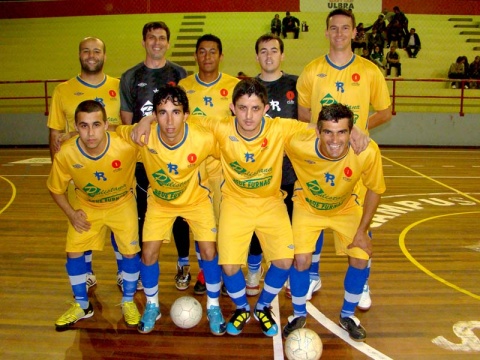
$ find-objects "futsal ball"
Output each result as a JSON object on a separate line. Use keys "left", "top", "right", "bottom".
{"left": 285, "top": 328, "right": 323, "bottom": 360}
{"left": 170, "top": 296, "right": 203, "bottom": 329}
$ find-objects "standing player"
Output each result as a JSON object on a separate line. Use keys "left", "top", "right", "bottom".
{"left": 120, "top": 22, "right": 188, "bottom": 288}
{"left": 243, "top": 34, "right": 302, "bottom": 297}
{"left": 47, "top": 37, "right": 123, "bottom": 289}
{"left": 48, "top": 100, "right": 141, "bottom": 330}
{"left": 296, "top": 8, "right": 392, "bottom": 309}
{"left": 282, "top": 103, "right": 385, "bottom": 341}
{"left": 117, "top": 85, "right": 226, "bottom": 336}
{"left": 177, "top": 34, "right": 239, "bottom": 294}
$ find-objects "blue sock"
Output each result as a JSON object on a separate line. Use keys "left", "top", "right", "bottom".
{"left": 256, "top": 263, "right": 289, "bottom": 310}
{"left": 140, "top": 261, "right": 159, "bottom": 304}
{"left": 340, "top": 265, "right": 368, "bottom": 318}
{"left": 178, "top": 256, "right": 190, "bottom": 268}
{"left": 84, "top": 250, "right": 93, "bottom": 274}
{"left": 195, "top": 242, "right": 203, "bottom": 270}
{"left": 247, "top": 253, "right": 262, "bottom": 273}
{"left": 290, "top": 266, "right": 309, "bottom": 317}
{"left": 222, "top": 269, "right": 249, "bottom": 310}
{"left": 365, "top": 231, "right": 373, "bottom": 283}
{"left": 111, "top": 233, "right": 123, "bottom": 274}
{"left": 309, "top": 231, "right": 324, "bottom": 281}
{"left": 121, "top": 254, "right": 140, "bottom": 302}
{"left": 66, "top": 255, "right": 88, "bottom": 309}
{"left": 201, "top": 254, "right": 221, "bottom": 306}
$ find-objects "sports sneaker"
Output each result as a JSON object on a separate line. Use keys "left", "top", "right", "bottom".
{"left": 306, "top": 278, "right": 322, "bottom": 301}
{"left": 86, "top": 273, "right": 97, "bottom": 289}
{"left": 282, "top": 315, "right": 306, "bottom": 338}
{"left": 339, "top": 315, "right": 366, "bottom": 341}
{"left": 207, "top": 305, "right": 227, "bottom": 336}
{"left": 116, "top": 272, "right": 123, "bottom": 290}
{"left": 55, "top": 302, "right": 94, "bottom": 330}
{"left": 137, "top": 275, "right": 144, "bottom": 291}
{"left": 226, "top": 308, "right": 250, "bottom": 335}
{"left": 122, "top": 301, "right": 141, "bottom": 327}
{"left": 138, "top": 302, "right": 161, "bottom": 334}
{"left": 174, "top": 264, "right": 191, "bottom": 291}
{"left": 254, "top": 306, "right": 278, "bottom": 337}
{"left": 194, "top": 270, "right": 206, "bottom": 295}
{"left": 284, "top": 278, "right": 291, "bottom": 299}
{"left": 246, "top": 266, "right": 264, "bottom": 296}
{"left": 357, "top": 284, "right": 372, "bottom": 311}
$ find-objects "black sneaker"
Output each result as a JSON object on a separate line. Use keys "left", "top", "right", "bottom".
{"left": 193, "top": 270, "right": 206, "bottom": 294}
{"left": 254, "top": 305, "right": 278, "bottom": 337}
{"left": 339, "top": 315, "right": 366, "bottom": 341}
{"left": 226, "top": 308, "right": 251, "bottom": 335}
{"left": 282, "top": 315, "right": 306, "bottom": 338}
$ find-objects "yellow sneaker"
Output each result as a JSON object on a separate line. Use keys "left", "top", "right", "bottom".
{"left": 55, "top": 302, "right": 94, "bottom": 331}
{"left": 122, "top": 301, "right": 141, "bottom": 327}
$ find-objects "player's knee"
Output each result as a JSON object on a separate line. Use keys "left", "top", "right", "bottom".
{"left": 198, "top": 242, "right": 216, "bottom": 261}
{"left": 293, "top": 253, "right": 312, "bottom": 271}
{"left": 348, "top": 256, "right": 369, "bottom": 270}
{"left": 272, "top": 258, "right": 293, "bottom": 270}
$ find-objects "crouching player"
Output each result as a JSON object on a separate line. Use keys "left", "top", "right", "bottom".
{"left": 48, "top": 100, "right": 141, "bottom": 330}
{"left": 283, "top": 103, "right": 385, "bottom": 341}
{"left": 116, "top": 85, "right": 226, "bottom": 336}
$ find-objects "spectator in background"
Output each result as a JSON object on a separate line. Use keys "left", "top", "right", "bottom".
{"left": 386, "top": 19, "right": 404, "bottom": 48}
{"left": 392, "top": 6, "right": 409, "bottom": 37}
{"left": 367, "top": 27, "right": 384, "bottom": 52}
{"left": 461, "top": 56, "right": 470, "bottom": 79}
{"left": 271, "top": 14, "right": 281, "bottom": 36}
{"left": 360, "top": 48, "right": 371, "bottom": 60}
{"left": 468, "top": 55, "right": 480, "bottom": 89}
{"left": 370, "top": 45, "right": 385, "bottom": 70}
{"left": 373, "top": 14, "right": 388, "bottom": 43}
{"left": 282, "top": 11, "right": 300, "bottom": 39}
{"left": 448, "top": 56, "right": 468, "bottom": 89}
{"left": 386, "top": 45, "right": 401, "bottom": 77}
{"left": 382, "top": 8, "right": 395, "bottom": 24}
{"left": 403, "top": 28, "right": 421, "bottom": 58}
{"left": 351, "top": 23, "right": 371, "bottom": 53}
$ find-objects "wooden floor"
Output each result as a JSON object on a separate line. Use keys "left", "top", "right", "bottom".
{"left": 0, "top": 147, "right": 479, "bottom": 360}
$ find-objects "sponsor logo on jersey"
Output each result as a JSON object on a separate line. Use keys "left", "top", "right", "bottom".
{"left": 73, "top": 164, "right": 83, "bottom": 169}
{"left": 137, "top": 82, "right": 147, "bottom": 87}
{"left": 228, "top": 136, "right": 239, "bottom": 142}
{"left": 316, "top": 73, "right": 327, "bottom": 78}
{"left": 192, "top": 107, "right": 207, "bottom": 116}
{"left": 83, "top": 183, "right": 101, "bottom": 197}
{"left": 141, "top": 101, "right": 153, "bottom": 117}
{"left": 186, "top": 89, "right": 195, "bottom": 94}
{"left": 74, "top": 92, "right": 84, "bottom": 96}
{"left": 320, "top": 94, "right": 337, "bottom": 106}
{"left": 94, "top": 97, "right": 106, "bottom": 107}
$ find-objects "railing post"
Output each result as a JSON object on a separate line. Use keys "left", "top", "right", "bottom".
{"left": 44, "top": 80, "right": 49, "bottom": 116}
{"left": 391, "top": 79, "right": 396, "bottom": 115}
{"left": 459, "top": 80, "right": 465, "bottom": 117}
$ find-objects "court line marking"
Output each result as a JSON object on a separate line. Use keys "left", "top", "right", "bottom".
{"left": 0, "top": 176, "right": 16, "bottom": 215}
{"left": 306, "top": 302, "right": 393, "bottom": 360}
{"left": 382, "top": 156, "right": 480, "bottom": 300}
{"left": 399, "top": 211, "right": 480, "bottom": 301}
{"left": 382, "top": 156, "right": 480, "bottom": 205}
{"left": 272, "top": 296, "right": 285, "bottom": 360}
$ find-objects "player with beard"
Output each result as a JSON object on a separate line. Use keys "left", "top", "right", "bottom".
{"left": 47, "top": 37, "right": 123, "bottom": 289}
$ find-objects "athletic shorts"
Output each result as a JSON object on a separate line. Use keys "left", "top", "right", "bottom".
{"left": 143, "top": 196, "right": 216, "bottom": 243}
{"left": 218, "top": 195, "right": 294, "bottom": 265}
{"left": 209, "top": 176, "right": 222, "bottom": 225}
{"left": 292, "top": 201, "right": 370, "bottom": 260}
{"left": 66, "top": 194, "right": 140, "bottom": 255}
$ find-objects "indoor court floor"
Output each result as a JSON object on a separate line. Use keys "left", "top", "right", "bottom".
{"left": 0, "top": 146, "right": 479, "bottom": 359}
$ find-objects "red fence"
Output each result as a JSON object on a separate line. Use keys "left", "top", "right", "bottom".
{"left": 0, "top": 78, "right": 479, "bottom": 117}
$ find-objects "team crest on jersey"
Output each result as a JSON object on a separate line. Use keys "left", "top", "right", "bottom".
{"left": 83, "top": 183, "right": 101, "bottom": 197}
{"left": 343, "top": 166, "right": 353, "bottom": 182}
{"left": 320, "top": 94, "right": 337, "bottom": 106}
{"left": 72, "top": 163, "right": 83, "bottom": 169}
{"left": 220, "top": 88, "right": 229, "bottom": 97}
{"left": 286, "top": 90, "right": 296, "bottom": 105}
{"left": 187, "top": 153, "right": 197, "bottom": 164}
{"left": 192, "top": 107, "right": 207, "bottom": 116}
{"left": 109, "top": 90, "right": 117, "bottom": 98}
{"left": 261, "top": 138, "right": 268, "bottom": 148}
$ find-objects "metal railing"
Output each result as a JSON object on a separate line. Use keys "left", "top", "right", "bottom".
{"left": 0, "top": 78, "right": 479, "bottom": 116}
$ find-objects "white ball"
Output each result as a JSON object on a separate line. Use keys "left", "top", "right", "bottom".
{"left": 170, "top": 296, "right": 203, "bottom": 329}
{"left": 285, "top": 328, "right": 323, "bottom": 360}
